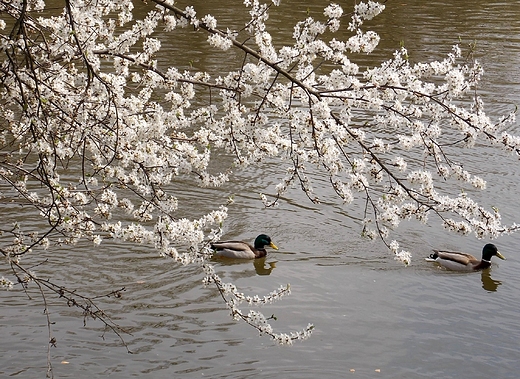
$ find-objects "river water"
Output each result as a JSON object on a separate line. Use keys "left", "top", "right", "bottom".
{"left": 1, "top": 1, "right": 520, "bottom": 378}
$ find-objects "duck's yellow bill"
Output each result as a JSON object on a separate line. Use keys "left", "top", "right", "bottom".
{"left": 270, "top": 242, "right": 279, "bottom": 250}
{"left": 496, "top": 251, "right": 506, "bottom": 260}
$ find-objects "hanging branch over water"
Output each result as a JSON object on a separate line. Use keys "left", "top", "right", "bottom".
{"left": 0, "top": 0, "right": 519, "bottom": 375}
{"left": 147, "top": 0, "right": 519, "bottom": 248}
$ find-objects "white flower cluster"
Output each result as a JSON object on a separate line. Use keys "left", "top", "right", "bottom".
{"left": 0, "top": 276, "right": 14, "bottom": 289}
{"left": 204, "top": 269, "right": 313, "bottom": 344}
{"left": 207, "top": 33, "right": 233, "bottom": 51}
{"left": 389, "top": 240, "right": 412, "bottom": 265}
{"left": 349, "top": 1, "right": 385, "bottom": 31}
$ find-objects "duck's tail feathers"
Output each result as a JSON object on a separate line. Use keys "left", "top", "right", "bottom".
{"left": 425, "top": 253, "right": 438, "bottom": 262}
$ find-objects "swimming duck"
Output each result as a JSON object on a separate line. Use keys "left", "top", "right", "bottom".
{"left": 426, "top": 243, "right": 505, "bottom": 271}
{"left": 211, "top": 234, "right": 278, "bottom": 259}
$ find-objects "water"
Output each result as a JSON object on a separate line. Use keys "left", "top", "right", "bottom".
{"left": 1, "top": 0, "right": 520, "bottom": 378}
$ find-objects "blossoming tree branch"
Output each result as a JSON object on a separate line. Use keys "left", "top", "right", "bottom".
{"left": 1, "top": 0, "right": 518, "bottom": 363}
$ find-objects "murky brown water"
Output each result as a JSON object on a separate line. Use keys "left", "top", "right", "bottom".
{"left": 1, "top": 1, "right": 520, "bottom": 378}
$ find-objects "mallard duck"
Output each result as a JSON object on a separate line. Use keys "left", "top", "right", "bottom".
{"left": 425, "top": 243, "right": 505, "bottom": 271}
{"left": 211, "top": 234, "right": 278, "bottom": 259}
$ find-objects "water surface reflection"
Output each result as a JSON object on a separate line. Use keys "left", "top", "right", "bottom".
{"left": 212, "top": 256, "right": 278, "bottom": 276}
{"left": 481, "top": 270, "right": 502, "bottom": 292}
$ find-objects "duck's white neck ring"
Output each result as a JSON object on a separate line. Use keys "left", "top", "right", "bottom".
{"left": 482, "top": 259, "right": 491, "bottom": 263}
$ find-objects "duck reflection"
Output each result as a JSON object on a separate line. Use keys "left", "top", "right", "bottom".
{"left": 254, "top": 257, "right": 277, "bottom": 276}
{"left": 212, "top": 256, "right": 277, "bottom": 276}
{"left": 481, "top": 270, "right": 502, "bottom": 292}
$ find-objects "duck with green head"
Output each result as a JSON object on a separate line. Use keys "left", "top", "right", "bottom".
{"left": 426, "top": 243, "right": 505, "bottom": 271}
{"left": 211, "top": 234, "right": 278, "bottom": 259}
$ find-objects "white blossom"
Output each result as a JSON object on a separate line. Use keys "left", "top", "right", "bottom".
{"left": 207, "top": 33, "right": 233, "bottom": 50}
{"left": 201, "top": 14, "right": 217, "bottom": 29}
{"left": 0, "top": 276, "right": 13, "bottom": 289}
